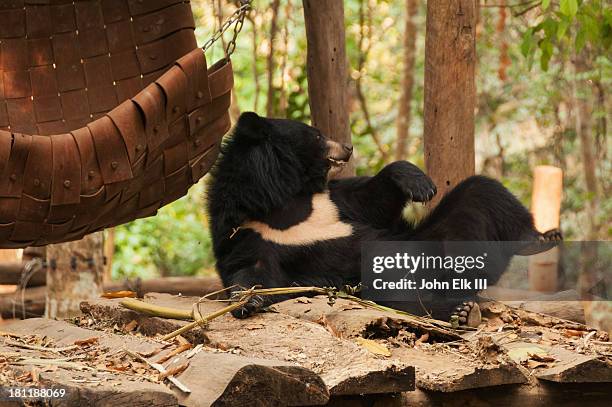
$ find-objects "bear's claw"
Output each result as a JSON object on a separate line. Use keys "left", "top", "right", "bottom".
{"left": 230, "top": 295, "right": 266, "bottom": 319}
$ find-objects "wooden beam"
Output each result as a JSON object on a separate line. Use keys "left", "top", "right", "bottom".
{"left": 80, "top": 293, "right": 416, "bottom": 396}
{"left": 0, "top": 262, "right": 46, "bottom": 286}
{"left": 274, "top": 296, "right": 527, "bottom": 392}
{"left": 2, "top": 318, "right": 330, "bottom": 406}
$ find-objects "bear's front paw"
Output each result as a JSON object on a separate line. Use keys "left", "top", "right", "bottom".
{"left": 230, "top": 295, "right": 266, "bottom": 319}
{"left": 383, "top": 161, "right": 437, "bottom": 203}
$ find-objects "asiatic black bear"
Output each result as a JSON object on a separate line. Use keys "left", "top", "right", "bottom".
{"left": 207, "top": 112, "right": 561, "bottom": 322}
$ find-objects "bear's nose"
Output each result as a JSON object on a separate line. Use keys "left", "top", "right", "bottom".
{"left": 343, "top": 144, "right": 353, "bottom": 153}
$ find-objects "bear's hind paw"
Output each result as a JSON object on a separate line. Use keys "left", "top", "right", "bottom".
{"left": 515, "top": 228, "right": 563, "bottom": 256}
{"left": 450, "top": 301, "right": 481, "bottom": 328}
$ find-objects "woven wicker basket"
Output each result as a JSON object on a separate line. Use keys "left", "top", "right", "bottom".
{"left": 0, "top": 0, "right": 233, "bottom": 247}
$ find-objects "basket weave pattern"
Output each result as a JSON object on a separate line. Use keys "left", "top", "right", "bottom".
{"left": 0, "top": 0, "right": 232, "bottom": 247}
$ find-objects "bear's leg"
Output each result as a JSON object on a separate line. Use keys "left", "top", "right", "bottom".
{"left": 413, "top": 175, "right": 560, "bottom": 244}
{"left": 330, "top": 160, "right": 436, "bottom": 228}
{"left": 398, "top": 175, "right": 562, "bottom": 323}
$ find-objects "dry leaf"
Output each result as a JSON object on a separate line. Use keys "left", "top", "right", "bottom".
{"left": 525, "top": 359, "right": 550, "bottom": 369}
{"left": 123, "top": 320, "right": 138, "bottom": 332}
{"left": 507, "top": 345, "right": 548, "bottom": 363}
{"left": 528, "top": 353, "right": 556, "bottom": 362}
{"left": 159, "top": 362, "right": 189, "bottom": 380}
{"left": 74, "top": 337, "right": 99, "bottom": 346}
{"left": 101, "top": 291, "right": 136, "bottom": 299}
{"left": 295, "top": 297, "right": 312, "bottom": 304}
{"left": 415, "top": 333, "right": 430, "bottom": 344}
{"left": 564, "top": 329, "right": 585, "bottom": 338}
{"left": 337, "top": 304, "right": 364, "bottom": 311}
{"left": 137, "top": 348, "right": 163, "bottom": 358}
{"left": 355, "top": 338, "right": 391, "bottom": 357}
{"left": 314, "top": 315, "right": 342, "bottom": 338}
{"left": 244, "top": 323, "right": 265, "bottom": 330}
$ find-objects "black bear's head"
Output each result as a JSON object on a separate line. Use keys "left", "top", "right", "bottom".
{"left": 234, "top": 112, "right": 352, "bottom": 181}
{"left": 209, "top": 112, "right": 352, "bottom": 220}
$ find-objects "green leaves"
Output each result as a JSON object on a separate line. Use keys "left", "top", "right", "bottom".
{"left": 539, "top": 39, "right": 554, "bottom": 70}
{"left": 575, "top": 27, "right": 587, "bottom": 52}
{"left": 520, "top": 0, "right": 611, "bottom": 71}
{"left": 559, "top": 0, "right": 578, "bottom": 17}
{"left": 557, "top": 19, "right": 570, "bottom": 40}
{"left": 521, "top": 28, "right": 535, "bottom": 57}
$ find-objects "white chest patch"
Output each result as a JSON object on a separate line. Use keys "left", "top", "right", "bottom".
{"left": 242, "top": 193, "right": 353, "bottom": 246}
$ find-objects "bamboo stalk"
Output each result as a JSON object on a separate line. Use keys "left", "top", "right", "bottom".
{"left": 120, "top": 298, "right": 193, "bottom": 320}
{"left": 161, "top": 301, "right": 248, "bottom": 342}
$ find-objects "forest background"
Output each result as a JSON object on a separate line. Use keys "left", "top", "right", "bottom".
{"left": 111, "top": 0, "right": 611, "bottom": 280}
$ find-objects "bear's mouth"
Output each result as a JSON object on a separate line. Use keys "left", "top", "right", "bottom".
{"left": 325, "top": 140, "right": 352, "bottom": 168}
{"left": 327, "top": 157, "right": 349, "bottom": 167}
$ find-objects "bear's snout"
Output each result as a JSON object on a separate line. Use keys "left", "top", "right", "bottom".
{"left": 326, "top": 140, "right": 352, "bottom": 164}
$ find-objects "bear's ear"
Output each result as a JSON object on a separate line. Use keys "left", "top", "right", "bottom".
{"left": 235, "top": 112, "right": 273, "bottom": 141}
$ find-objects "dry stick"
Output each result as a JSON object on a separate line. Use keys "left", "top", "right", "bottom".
{"left": 11, "top": 358, "right": 94, "bottom": 371}
{"left": 125, "top": 350, "right": 191, "bottom": 393}
{"left": 5, "top": 339, "right": 79, "bottom": 354}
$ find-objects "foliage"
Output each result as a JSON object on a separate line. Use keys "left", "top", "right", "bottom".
{"left": 111, "top": 182, "right": 214, "bottom": 279}
{"left": 520, "top": 0, "right": 611, "bottom": 70}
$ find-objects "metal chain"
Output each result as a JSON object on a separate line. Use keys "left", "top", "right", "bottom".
{"left": 202, "top": 0, "right": 252, "bottom": 58}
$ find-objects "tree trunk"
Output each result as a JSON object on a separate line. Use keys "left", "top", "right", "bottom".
{"left": 423, "top": 0, "right": 476, "bottom": 205}
{"left": 574, "top": 58, "right": 598, "bottom": 239}
{"left": 45, "top": 232, "right": 104, "bottom": 319}
{"left": 266, "top": 0, "right": 281, "bottom": 117}
{"left": 303, "top": 0, "right": 353, "bottom": 177}
{"left": 395, "top": 0, "right": 419, "bottom": 161}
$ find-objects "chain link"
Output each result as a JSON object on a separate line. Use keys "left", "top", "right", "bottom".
{"left": 202, "top": 0, "right": 252, "bottom": 59}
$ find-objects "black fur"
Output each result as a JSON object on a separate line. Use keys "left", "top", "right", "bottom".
{"left": 207, "top": 113, "right": 558, "bottom": 320}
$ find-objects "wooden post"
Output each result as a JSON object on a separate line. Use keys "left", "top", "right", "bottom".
{"left": 423, "top": 0, "right": 476, "bottom": 205}
{"left": 103, "top": 228, "right": 115, "bottom": 283}
{"left": 302, "top": 0, "right": 353, "bottom": 177}
{"left": 528, "top": 165, "right": 562, "bottom": 292}
{"left": 45, "top": 232, "right": 104, "bottom": 318}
